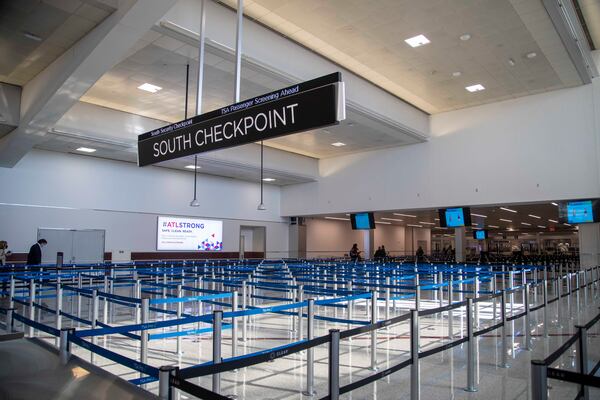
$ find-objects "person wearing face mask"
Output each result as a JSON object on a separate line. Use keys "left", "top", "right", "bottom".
{"left": 27, "top": 239, "right": 47, "bottom": 266}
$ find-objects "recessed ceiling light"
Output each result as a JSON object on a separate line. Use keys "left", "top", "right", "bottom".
{"left": 185, "top": 165, "right": 201, "bottom": 169}
{"left": 548, "top": 219, "right": 558, "bottom": 223}
{"left": 404, "top": 34, "right": 430, "bottom": 47}
{"left": 262, "top": 178, "right": 276, "bottom": 182}
{"left": 471, "top": 213, "right": 487, "bottom": 218}
{"left": 488, "top": 225, "right": 499, "bottom": 228}
{"left": 537, "top": 225, "right": 546, "bottom": 228}
{"left": 394, "top": 213, "right": 417, "bottom": 218}
{"left": 526, "top": 52, "right": 537, "bottom": 59}
{"left": 76, "top": 147, "right": 96, "bottom": 153}
{"left": 419, "top": 221, "right": 435, "bottom": 225}
{"left": 451, "top": 71, "right": 462, "bottom": 77}
{"left": 375, "top": 221, "right": 391, "bottom": 225}
{"left": 528, "top": 214, "right": 541, "bottom": 219}
{"left": 381, "top": 217, "right": 403, "bottom": 222}
{"left": 499, "top": 218, "right": 512, "bottom": 222}
{"left": 407, "top": 224, "right": 423, "bottom": 228}
{"left": 564, "top": 223, "right": 571, "bottom": 226}
{"left": 331, "top": 142, "right": 346, "bottom": 147}
{"left": 138, "top": 83, "right": 162, "bottom": 93}
{"left": 325, "top": 217, "right": 350, "bottom": 221}
{"left": 551, "top": 202, "right": 558, "bottom": 206}
{"left": 23, "top": 31, "right": 42, "bottom": 42}
{"left": 465, "top": 84, "right": 485, "bottom": 92}
{"left": 459, "top": 33, "right": 471, "bottom": 41}
{"left": 500, "top": 207, "right": 517, "bottom": 213}
{"left": 434, "top": 218, "right": 440, "bottom": 221}
{"left": 521, "top": 222, "right": 531, "bottom": 226}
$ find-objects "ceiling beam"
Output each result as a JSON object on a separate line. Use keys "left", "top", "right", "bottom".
{"left": 0, "top": 0, "right": 178, "bottom": 168}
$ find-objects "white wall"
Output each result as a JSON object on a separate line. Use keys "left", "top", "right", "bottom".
{"left": 373, "top": 224, "right": 406, "bottom": 256}
{"left": 282, "top": 81, "right": 600, "bottom": 215}
{"left": 0, "top": 150, "right": 289, "bottom": 258}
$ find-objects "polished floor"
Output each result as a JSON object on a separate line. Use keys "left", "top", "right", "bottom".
{"left": 15, "top": 279, "right": 600, "bottom": 400}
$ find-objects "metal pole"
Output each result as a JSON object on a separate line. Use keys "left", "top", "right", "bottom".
{"left": 213, "top": 310, "right": 223, "bottom": 393}
{"left": 242, "top": 281, "right": 247, "bottom": 342}
{"left": 500, "top": 290, "right": 508, "bottom": 368}
{"left": 141, "top": 298, "right": 149, "bottom": 365}
{"left": 411, "top": 309, "right": 420, "bottom": 400}
{"left": 385, "top": 276, "right": 390, "bottom": 322}
{"left": 28, "top": 279, "right": 35, "bottom": 337}
{"left": 474, "top": 277, "right": 480, "bottom": 328}
{"left": 103, "top": 276, "right": 108, "bottom": 325}
{"left": 177, "top": 285, "right": 182, "bottom": 355}
{"left": 303, "top": 299, "right": 315, "bottom": 396}
{"left": 233, "top": 0, "right": 244, "bottom": 103}
{"left": 577, "top": 325, "right": 589, "bottom": 400}
{"left": 347, "top": 281, "right": 353, "bottom": 330}
{"left": 531, "top": 360, "right": 548, "bottom": 400}
{"left": 232, "top": 290, "right": 238, "bottom": 357}
{"left": 525, "top": 283, "right": 531, "bottom": 350}
{"left": 415, "top": 285, "right": 420, "bottom": 311}
{"left": 59, "top": 328, "right": 73, "bottom": 365}
{"left": 328, "top": 329, "right": 340, "bottom": 400}
{"left": 158, "top": 365, "right": 176, "bottom": 400}
{"left": 509, "top": 271, "right": 514, "bottom": 314}
{"left": 9, "top": 276, "right": 14, "bottom": 309}
{"left": 297, "top": 285, "right": 303, "bottom": 339}
{"left": 6, "top": 308, "right": 13, "bottom": 331}
{"left": 91, "top": 290, "right": 98, "bottom": 364}
{"left": 195, "top": 0, "right": 206, "bottom": 115}
{"left": 543, "top": 281, "right": 549, "bottom": 338}
{"left": 370, "top": 290, "right": 378, "bottom": 371}
{"left": 438, "top": 271, "right": 443, "bottom": 307}
{"left": 448, "top": 277, "right": 454, "bottom": 339}
{"left": 55, "top": 283, "right": 63, "bottom": 347}
{"left": 465, "top": 298, "right": 477, "bottom": 392}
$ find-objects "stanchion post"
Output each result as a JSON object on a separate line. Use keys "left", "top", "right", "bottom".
{"left": 213, "top": 310, "right": 223, "bottom": 394}
{"left": 9, "top": 276, "right": 14, "bottom": 309}
{"left": 385, "top": 276, "right": 390, "bottom": 323}
{"left": 525, "top": 283, "right": 532, "bottom": 350}
{"left": 346, "top": 281, "right": 353, "bottom": 330}
{"left": 303, "top": 298, "right": 316, "bottom": 396}
{"left": 297, "top": 285, "right": 303, "bottom": 339}
{"left": 103, "top": 276, "right": 108, "bottom": 325}
{"left": 6, "top": 308, "right": 13, "bottom": 331}
{"left": 531, "top": 360, "right": 548, "bottom": 400}
{"left": 55, "top": 283, "right": 63, "bottom": 347}
{"left": 438, "top": 272, "right": 444, "bottom": 307}
{"left": 28, "top": 279, "right": 35, "bottom": 337}
{"left": 474, "top": 277, "right": 480, "bottom": 328}
{"left": 370, "top": 290, "right": 378, "bottom": 371}
{"left": 509, "top": 271, "right": 514, "bottom": 314}
{"left": 176, "top": 284, "right": 182, "bottom": 355}
{"left": 141, "top": 298, "right": 149, "bottom": 365}
{"left": 91, "top": 290, "right": 98, "bottom": 364}
{"left": 411, "top": 309, "right": 420, "bottom": 400}
{"left": 232, "top": 290, "right": 238, "bottom": 357}
{"left": 328, "top": 329, "right": 340, "bottom": 400}
{"left": 543, "top": 281, "right": 549, "bottom": 338}
{"left": 59, "top": 328, "right": 74, "bottom": 365}
{"left": 448, "top": 277, "right": 454, "bottom": 339}
{"left": 500, "top": 290, "right": 509, "bottom": 368}
{"left": 242, "top": 281, "right": 247, "bottom": 342}
{"left": 576, "top": 325, "right": 589, "bottom": 400}
{"left": 465, "top": 298, "right": 477, "bottom": 392}
{"left": 415, "top": 285, "right": 420, "bottom": 311}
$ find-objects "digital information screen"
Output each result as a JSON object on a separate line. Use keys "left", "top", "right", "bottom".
{"left": 157, "top": 216, "right": 223, "bottom": 251}
{"left": 354, "top": 213, "right": 371, "bottom": 229}
{"left": 566, "top": 200, "right": 594, "bottom": 224}
{"left": 445, "top": 208, "right": 466, "bottom": 227}
{"left": 474, "top": 230, "right": 487, "bottom": 240}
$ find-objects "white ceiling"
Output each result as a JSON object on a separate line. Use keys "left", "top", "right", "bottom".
{"left": 0, "top": 0, "right": 114, "bottom": 86}
{"left": 217, "top": 0, "right": 583, "bottom": 113}
{"left": 77, "top": 30, "right": 423, "bottom": 159}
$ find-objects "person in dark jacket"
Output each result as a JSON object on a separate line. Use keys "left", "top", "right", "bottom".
{"left": 27, "top": 239, "right": 47, "bottom": 265}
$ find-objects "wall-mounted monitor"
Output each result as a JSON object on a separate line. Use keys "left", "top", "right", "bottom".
{"left": 350, "top": 212, "right": 375, "bottom": 230}
{"left": 438, "top": 207, "right": 472, "bottom": 228}
{"left": 473, "top": 230, "right": 488, "bottom": 240}
{"left": 558, "top": 199, "right": 600, "bottom": 224}
{"left": 157, "top": 216, "right": 223, "bottom": 251}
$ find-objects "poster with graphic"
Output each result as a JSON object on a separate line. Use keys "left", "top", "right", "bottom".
{"left": 157, "top": 216, "right": 223, "bottom": 251}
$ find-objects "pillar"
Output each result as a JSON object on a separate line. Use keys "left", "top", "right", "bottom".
{"left": 363, "top": 229, "right": 375, "bottom": 260}
{"left": 579, "top": 223, "right": 600, "bottom": 268}
{"left": 289, "top": 223, "right": 307, "bottom": 259}
{"left": 455, "top": 227, "right": 466, "bottom": 263}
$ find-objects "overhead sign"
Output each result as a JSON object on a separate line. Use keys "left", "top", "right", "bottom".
{"left": 138, "top": 73, "right": 345, "bottom": 167}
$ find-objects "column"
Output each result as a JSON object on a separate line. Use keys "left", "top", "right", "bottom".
{"left": 289, "top": 222, "right": 307, "bottom": 259}
{"left": 363, "top": 229, "right": 375, "bottom": 260}
{"left": 579, "top": 223, "right": 600, "bottom": 268}
{"left": 455, "top": 227, "right": 466, "bottom": 263}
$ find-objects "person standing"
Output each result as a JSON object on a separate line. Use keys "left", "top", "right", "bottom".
{"left": 27, "top": 239, "right": 47, "bottom": 265}
{"left": 0, "top": 241, "right": 11, "bottom": 266}
{"left": 349, "top": 243, "right": 361, "bottom": 262}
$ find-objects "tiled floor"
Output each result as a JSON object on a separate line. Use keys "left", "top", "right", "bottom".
{"left": 19, "top": 279, "right": 600, "bottom": 400}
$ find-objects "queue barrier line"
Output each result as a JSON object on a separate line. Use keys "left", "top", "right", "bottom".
{"left": 148, "top": 323, "right": 232, "bottom": 340}
{"left": 149, "top": 292, "right": 233, "bottom": 305}
{"left": 68, "top": 333, "right": 160, "bottom": 378}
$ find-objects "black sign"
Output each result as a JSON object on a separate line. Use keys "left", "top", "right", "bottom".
{"left": 137, "top": 73, "right": 343, "bottom": 166}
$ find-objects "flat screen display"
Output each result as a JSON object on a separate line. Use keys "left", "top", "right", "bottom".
{"left": 438, "top": 207, "right": 472, "bottom": 227}
{"left": 558, "top": 199, "right": 600, "bottom": 224}
{"left": 351, "top": 213, "right": 375, "bottom": 230}
{"left": 157, "top": 216, "right": 223, "bottom": 251}
{"left": 473, "top": 230, "right": 488, "bottom": 240}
